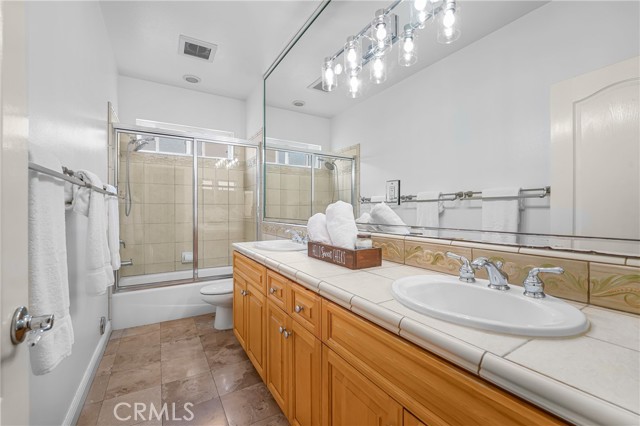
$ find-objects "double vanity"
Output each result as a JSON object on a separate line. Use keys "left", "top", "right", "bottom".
{"left": 232, "top": 241, "right": 638, "bottom": 425}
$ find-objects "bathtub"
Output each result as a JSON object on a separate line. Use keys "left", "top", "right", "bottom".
{"left": 112, "top": 266, "right": 233, "bottom": 329}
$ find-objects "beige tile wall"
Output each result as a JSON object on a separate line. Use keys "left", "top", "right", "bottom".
{"left": 119, "top": 138, "right": 258, "bottom": 278}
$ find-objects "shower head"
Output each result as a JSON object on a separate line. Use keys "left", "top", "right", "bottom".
{"left": 128, "top": 137, "right": 153, "bottom": 152}
{"left": 324, "top": 160, "right": 336, "bottom": 170}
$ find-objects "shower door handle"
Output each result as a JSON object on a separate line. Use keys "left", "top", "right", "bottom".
{"left": 10, "top": 306, "right": 55, "bottom": 346}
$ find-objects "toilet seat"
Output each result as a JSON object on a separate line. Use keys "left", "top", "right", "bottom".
{"left": 200, "top": 281, "right": 233, "bottom": 295}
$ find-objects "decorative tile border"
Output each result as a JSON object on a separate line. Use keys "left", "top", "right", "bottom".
{"left": 405, "top": 240, "right": 471, "bottom": 276}
{"left": 589, "top": 263, "right": 640, "bottom": 315}
{"left": 372, "top": 236, "right": 405, "bottom": 264}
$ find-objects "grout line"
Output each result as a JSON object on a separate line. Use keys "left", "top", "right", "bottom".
{"left": 501, "top": 339, "right": 533, "bottom": 358}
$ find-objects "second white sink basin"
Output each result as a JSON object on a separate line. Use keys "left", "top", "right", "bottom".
{"left": 392, "top": 275, "right": 589, "bottom": 337}
{"left": 253, "top": 240, "right": 307, "bottom": 252}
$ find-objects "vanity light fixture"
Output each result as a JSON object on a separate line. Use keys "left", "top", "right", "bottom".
{"left": 399, "top": 24, "right": 417, "bottom": 67}
{"left": 319, "top": 0, "right": 462, "bottom": 97}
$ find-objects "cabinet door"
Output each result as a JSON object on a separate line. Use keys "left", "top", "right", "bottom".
{"left": 246, "top": 287, "right": 266, "bottom": 381}
{"left": 322, "top": 346, "right": 402, "bottom": 426}
{"left": 404, "top": 410, "right": 427, "bottom": 426}
{"left": 233, "top": 275, "right": 247, "bottom": 349}
{"left": 289, "top": 320, "right": 321, "bottom": 426}
{"left": 266, "top": 300, "right": 289, "bottom": 415}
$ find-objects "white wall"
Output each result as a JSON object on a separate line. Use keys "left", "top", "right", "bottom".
{"left": 267, "top": 106, "right": 332, "bottom": 151}
{"left": 118, "top": 76, "right": 247, "bottom": 138}
{"left": 26, "top": 2, "right": 118, "bottom": 425}
{"left": 331, "top": 1, "right": 639, "bottom": 233}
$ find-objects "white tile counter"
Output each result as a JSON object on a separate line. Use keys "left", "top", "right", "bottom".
{"left": 233, "top": 242, "right": 640, "bottom": 425}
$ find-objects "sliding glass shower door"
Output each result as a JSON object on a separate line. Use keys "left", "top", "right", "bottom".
{"left": 115, "top": 129, "right": 258, "bottom": 290}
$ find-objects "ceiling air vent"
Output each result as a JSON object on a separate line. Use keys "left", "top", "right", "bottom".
{"left": 178, "top": 35, "right": 217, "bottom": 62}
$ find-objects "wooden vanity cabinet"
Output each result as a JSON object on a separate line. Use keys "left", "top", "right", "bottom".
{"left": 233, "top": 253, "right": 267, "bottom": 381}
{"left": 233, "top": 253, "right": 563, "bottom": 426}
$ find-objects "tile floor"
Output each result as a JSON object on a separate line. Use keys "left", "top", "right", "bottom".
{"left": 77, "top": 314, "right": 287, "bottom": 426}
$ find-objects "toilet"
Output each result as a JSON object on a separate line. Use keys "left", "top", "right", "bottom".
{"left": 200, "top": 280, "right": 234, "bottom": 330}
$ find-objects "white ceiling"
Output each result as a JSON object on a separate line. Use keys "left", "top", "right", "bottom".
{"left": 266, "top": 0, "right": 548, "bottom": 117}
{"left": 100, "top": 1, "right": 322, "bottom": 100}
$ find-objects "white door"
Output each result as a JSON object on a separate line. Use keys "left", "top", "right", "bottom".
{"left": 551, "top": 56, "right": 640, "bottom": 254}
{"left": 0, "top": 1, "right": 30, "bottom": 424}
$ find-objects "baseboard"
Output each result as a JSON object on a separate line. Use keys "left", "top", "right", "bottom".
{"left": 62, "top": 321, "right": 112, "bottom": 426}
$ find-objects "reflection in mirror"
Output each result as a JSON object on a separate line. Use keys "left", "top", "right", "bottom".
{"left": 264, "top": 0, "right": 639, "bottom": 255}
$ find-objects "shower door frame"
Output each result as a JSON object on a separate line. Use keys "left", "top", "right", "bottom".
{"left": 113, "top": 125, "right": 260, "bottom": 292}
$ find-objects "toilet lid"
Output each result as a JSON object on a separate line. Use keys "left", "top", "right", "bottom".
{"left": 200, "top": 281, "right": 233, "bottom": 295}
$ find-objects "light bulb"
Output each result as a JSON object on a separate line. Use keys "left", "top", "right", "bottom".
{"left": 443, "top": 10, "right": 455, "bottom": 28}
{"left": 375, "top": 23, "right": 387, "bottom": 42}
{"left": 344, "top": 35, "right": 362, "bottom": 73}
{"left": 444, "top": 26, "right": 453, "bottom": 38}
{"left": 322, "top": 57, "right": 337, "bottom": 92}
{"left": 403, "top": 38, "right": 414, "bottom": 53}
{"left": 370, "top": 54, "right": 387, "bottom": 84}
{"left": 414, "top": 0, "right": 427, "bottom": 11}
{"left": 348, "top": 74, "right": 361, "bottom": 98}
{"left": 346, "top": 48, "right": 357, "bottom": 65}
{"left": 325, "top": 68, "right": 334, "bottom": 84}
{"left": 373, "top": 58, "right": 384, "bottom": 77}
{"left": 334, "top": 63, "right": 343, "bottom": 75}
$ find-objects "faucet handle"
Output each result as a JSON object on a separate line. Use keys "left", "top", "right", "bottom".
{"left": 523, "top": 267, "right": 564, "bottom": 298}
{"left": 446, "top": 252, "right": 475, "bottom": 283}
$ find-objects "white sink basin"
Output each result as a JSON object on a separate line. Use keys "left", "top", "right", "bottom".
{"left": 392, "top": 275, "right": 589, "bottom": 337}
{"left": 253, "top": 240, "right": 307, "bottom": 252}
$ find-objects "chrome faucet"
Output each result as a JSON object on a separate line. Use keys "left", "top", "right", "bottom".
{"left": 523, "top": 267, "right": 564, "bottom": 298}
{"left": 446, "top": 252, "right": 475, "bottom": 283}
{"left": 471, "top": 257, "right": 510, "bottom": 291}
{"left": 285, "top": 229, "right": 308, "bottom": 244}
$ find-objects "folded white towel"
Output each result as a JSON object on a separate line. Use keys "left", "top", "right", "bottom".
{"left": 416, "top": 191, "right": 443, "bottom": 237}
{"left": 356, "top": 212, "right": 378, "bottom": 232}
{"left": 28, "top": 144, "right": 74, "bottom": 375}
{"left": 370, "top": 195, "right": 386, "bottom": 203}
{"left": 76, "top": 170, "right": 114, "bottom": 294}
{"left": 105, "top": 184, "right": 121, "bottom": 271}
{"left": 64, "top": 179, "right": 90, "bottom": 215}
{"left": 370, "top": 203, "right": 410, "bottom": 235}
{"left": 325, "top": 201, "right": 358, "bottom": 249}
{"left": 481, "top": 187, "right": 521, "bottom": 244}
{"left": 307, "top": 213, "right": 332, "bottom": 244}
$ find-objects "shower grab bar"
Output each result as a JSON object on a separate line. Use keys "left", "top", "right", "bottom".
{"left": 361, "top": 186, "right": 550, "bottom": 204}
{"left": 29, "top": 162, "right": 118, "bottom": 197}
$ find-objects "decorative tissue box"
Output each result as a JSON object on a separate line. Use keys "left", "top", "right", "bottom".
{"left": 307, "top": 241, "right": 382, "bottom": 270}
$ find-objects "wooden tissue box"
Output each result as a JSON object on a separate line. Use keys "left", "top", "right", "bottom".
{"left": 307, "top": 241, "right": 382, "bottom": 270}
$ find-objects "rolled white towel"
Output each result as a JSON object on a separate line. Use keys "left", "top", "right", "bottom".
{"left": 370, "top": 203, "right": 410, "bottom": 235}
{"left": 307, "top": 213, "right": 332, "bottom": 244}
{"left": 325, "top": 201, "right": 358, "bottom": 250}
{"left": 356, "top": 212, "right": 378, "bottom": 232}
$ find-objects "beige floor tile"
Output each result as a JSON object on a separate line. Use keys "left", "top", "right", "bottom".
{"left": 96, "top": 354, "right": 116, "bottom": 376}
{"left": 161, "top": 336, "right": 203, "bottom": 361}
{"left": 112, "top": 346, "right": 161, "bottom": 373}
{"left": 161, "top": 371, "right": 218, "bottom": 410}
{"left": 160, "top": 323, "right": 198, "bottom": 344}
{"left": 220, "top": 383, "right": 281, "bottom": 426}
{"left": 118, "top": 331, "right": 161, "bottom": 354}
{"left": 205, "top": 341, "right": 248, "bottom": 371}
{"left": 110, "top": 329, "right": 124, "bottom": 340}
{"left": 161, "top": 352, "right": 210, "bottom": 384}
{"left": 97, "top": 386, "right": 162, "bottom": 426}
{"left": 85, "top": 374, "right": 110, "bottom": 404}
{"left": 212, "top": 359, "right": 261, "bottom": 396}
{"left": 77, "top": 402, "right": 102, "bottom": 426}
{"left": 104, "top": 363, "right": 161, "bottom": 400}
{"left": 160, "top": 317, "right": 195, "bottom": 330}
{"left": 104, "top": 339, "right": 120, "bottom": 356}
{"left": 163, "top": 397, "right": 228, "bottom": 426}
{"left": 250, "top": 414, "right": 289, "bottom": 426}
{"left": 122, "top": 323, "right": 161, "bottom": 338}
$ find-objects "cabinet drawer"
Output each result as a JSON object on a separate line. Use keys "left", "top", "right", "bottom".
{"left": 267, "top": 270, "right": 288, "bottom": 311}
{"left": 322, "top": 300, "right": 564, "bottom": 426}
{"left": 288, "top": 282, "right": 321, "bottom": 338}
{"left": 234, "top": 252, "right": 266, "bottom": 294}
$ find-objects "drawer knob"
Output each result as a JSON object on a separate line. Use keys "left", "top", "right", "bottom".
{"left": 283, "top": 330, "right": 292, "bottom": 339}
{"left": 294, "top": 305, "right": 304, "bottom": 313}
{"left": 278, "top": 326, "right": 285, "bottom": 334}
{"left": 269, "top": 287, "right": 276, "bottom": 294}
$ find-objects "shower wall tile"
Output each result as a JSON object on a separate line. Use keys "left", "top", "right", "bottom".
{"left": 145, "top": 262, "right": 174, "bottom": 274}
{"left": 144, "top": 224, "right": 175, "bottom": 244}
{"left": 119, "top": 163, "right": 144, "bottom": 184}
{"left": 203, "top": 205, "right": 228, "bottom": 223}
{"left": 175, "top": 223, "right": 193, "bottom": 243}
{"left": 145, "top": 243, "right": 175, "bottom": 264}
{"left": 120, "top": 225, "right": 145, "bottom": 245}
{"left": 145, "top": 184, "right": 174, "bottom": 204}
{"left": 229, "top": 170, "right": 244, "bottom": 187}
{"left": 199, "top": 223, "right": 229, "bottom": 241}
{"left": 144, "top": 164, "right": 174, "bottom": 185}
{"left": 174, "top": 185, "right": 192, "bottom": 204}
{"left": 229, "top": 188, "right": 244, "bottom": 205}
{"left": 201, "top": 257, "right": 229, "bottom": 268}
{"left": 144, "top": 204, "right": 175, "bottom": 224}
{"left": 174, "top": 242, "right": 193, "bottom": 262}
{"left": 266, "top": 173, "right": 280, "bottom": 190}
{"left": 121, "top": 244, "right": 145, "bottom": 267}
{"left": 119, "top": 203, "right": 145, "bottom": 225}
{"left": 174, "top": 204, "right": 193, "bottom": 224}
{"left": 174, "top": 166, "right": 192, "bottom": 185}
{"left": 203, "top": 240, "right": 230, "bottom": 259}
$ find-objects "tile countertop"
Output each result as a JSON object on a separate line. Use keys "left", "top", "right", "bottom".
{"left": 232, "top": 242, "right": 640, "bottom": 426}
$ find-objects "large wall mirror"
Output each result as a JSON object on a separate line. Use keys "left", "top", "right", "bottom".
{"left": 264, "top": 0, "right": 639, "bottom": 256}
